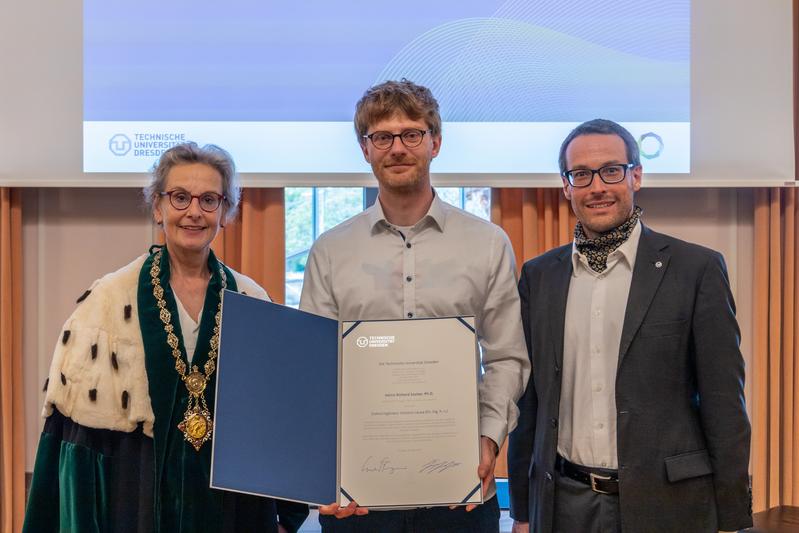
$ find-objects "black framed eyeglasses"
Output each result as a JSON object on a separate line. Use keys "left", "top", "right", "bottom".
{"left": 362, "top": 128, "right": 431, "bottom": 150}
{"left": 160, "top": 189, "right": 226, "bottom": 212}
{"left": 563, "top": 163, "right": 636, "bottom": 188}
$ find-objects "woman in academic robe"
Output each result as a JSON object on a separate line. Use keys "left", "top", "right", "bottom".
{"left": 23, "top": 142, "right": 308, "bottom": 533}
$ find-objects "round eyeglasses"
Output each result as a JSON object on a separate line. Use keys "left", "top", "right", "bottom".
{"left": 362, "top": 128, "right": 431, "bottom": 150}
{"left": 563, "top": 163, "right": 636, "bottom": 188}
{"left": 160, "top": 190, "right": 226, "bottom": 212}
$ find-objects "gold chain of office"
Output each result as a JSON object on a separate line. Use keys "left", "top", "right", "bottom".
{"left": 150, "top": 247, "right": 226, "bottom": 451}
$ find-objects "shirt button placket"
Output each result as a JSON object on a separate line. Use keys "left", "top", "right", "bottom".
{"left": 403, "top": 236, "right": 415, "bottom": 319}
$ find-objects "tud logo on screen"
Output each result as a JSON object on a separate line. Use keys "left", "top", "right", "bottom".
{"left": 108, "top": 134, "right": 132, "bottom": 156}
{"left": 107, "top": 132, "right": 189, "bottom": 158}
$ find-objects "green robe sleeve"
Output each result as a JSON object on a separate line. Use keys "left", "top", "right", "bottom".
{"left": 23, "top": 431, "right": 112, "bottom": 533}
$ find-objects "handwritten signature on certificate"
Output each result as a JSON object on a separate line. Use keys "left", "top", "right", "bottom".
{"left": 361, "top": 456, "right": 409, "bottom": 475}
{"left": 418, "top": 459, "right": 462, "bottom": 474}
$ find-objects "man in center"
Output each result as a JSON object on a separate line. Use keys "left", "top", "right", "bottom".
{"left": 300, "top": 79, "right": 530, "bottom": 532}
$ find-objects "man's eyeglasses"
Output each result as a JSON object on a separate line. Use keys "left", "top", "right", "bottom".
{"left": 160, "top": 190, "right": 226, "bottom": 212}
{"left": 362, "top": 128, "right": 431, "bottom": 150}
{"left": 563, "top": 163, "right": 636, "bottom": 188}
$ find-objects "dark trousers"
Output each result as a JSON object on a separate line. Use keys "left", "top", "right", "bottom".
{"left": 554, "top": 470, "right": 622, "bottom": 533}
{"left": 553, "top": 466, "right": 721, "bottom": 532}
{"left": 319, "top": 496, "right": 500, "bottom": 533}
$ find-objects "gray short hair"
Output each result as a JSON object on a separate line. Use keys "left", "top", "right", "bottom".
{"left": 143, "top": 142, "right": 241, "bottom": 223}
{"left": 558, "top": 119, "right": 641, "bottom": 176}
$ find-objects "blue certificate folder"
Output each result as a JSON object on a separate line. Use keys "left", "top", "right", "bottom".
{"left": 211, "top": 291, "right": 340, "bottom": 505}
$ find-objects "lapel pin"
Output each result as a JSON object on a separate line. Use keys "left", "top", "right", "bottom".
{"left": 655, "top": 261, "right": 663, "bottom": 268}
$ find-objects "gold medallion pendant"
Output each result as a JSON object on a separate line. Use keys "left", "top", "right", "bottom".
{"left": 150, "top": 247, "right": 226, "bottom": 452}
{"left": 185, "top": 369, "right": 207, "bottom": 395}
{"left": 178, "top": 404, "right": 213, "bottom": 451}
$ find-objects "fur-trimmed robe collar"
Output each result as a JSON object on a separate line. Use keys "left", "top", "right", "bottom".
{"left": 42, "top": 253, "right": 268, "bottom": 437}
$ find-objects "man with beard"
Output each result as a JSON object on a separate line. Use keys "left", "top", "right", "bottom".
{"left": 300, "top": 79, "right": 529, "bottom": 532}
{"left": 508, "top": 119, "right": 752, "bottom": 533}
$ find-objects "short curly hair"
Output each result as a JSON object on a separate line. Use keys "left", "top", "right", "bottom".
{"left": 354, "top": 79, "right": 442, "bottom": 141}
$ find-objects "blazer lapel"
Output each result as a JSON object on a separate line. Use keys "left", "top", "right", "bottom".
{"left": 548, "top": 246, "right": 573, "bottom": 369}
{"left": 618, "top": 226, "right": 670, "bottom": 365}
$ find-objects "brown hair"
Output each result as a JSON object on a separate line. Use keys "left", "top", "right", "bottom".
{"left": 354, "top": 79, "right": 442, "bottom": 141}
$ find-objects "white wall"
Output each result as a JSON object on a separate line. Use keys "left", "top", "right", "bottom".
{"left": 22, "top": 187, "right": 755, "bottom": 469}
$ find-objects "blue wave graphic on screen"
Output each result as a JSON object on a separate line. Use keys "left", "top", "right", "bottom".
{"left": 377, "top": 17, "right": 688, "bottom": 122}
{"left": 493, "top": 0, "right": 689, "bottom": 61}
{"left": 83, "top": 0, "right": 688, "bottom": 122}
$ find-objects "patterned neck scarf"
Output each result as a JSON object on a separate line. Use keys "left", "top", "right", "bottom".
{"left": 574, "top": 206, "right": 642, "bottom": 273}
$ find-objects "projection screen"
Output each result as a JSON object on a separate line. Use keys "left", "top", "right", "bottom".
{"left": 0, "top": 0, "right": 793, "bottom": 187}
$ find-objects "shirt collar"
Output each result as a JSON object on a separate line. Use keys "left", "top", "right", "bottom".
{"left": 570, "top": 220, "right": 642, "bottom": 274}
{"left": 366, "top": 189, "right": 448, "bottom": 234}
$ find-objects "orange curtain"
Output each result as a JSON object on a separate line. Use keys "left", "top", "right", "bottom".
{"left": 751, "top": 0, "right": 799, "bottom": 512}
{"left": 490, "top": 187, "right": 575, "bottom": 477}
{"left": 491, "top": 188, "right": 576, "bottom": 273}
{"left": 0, "top": 189, "right": 24, "bottom": 533}
{"left": 752, "top": 187, "right": 799, "bottom": 511}
{"left": 212, "top": 188, "right": 286, "bottom": 303}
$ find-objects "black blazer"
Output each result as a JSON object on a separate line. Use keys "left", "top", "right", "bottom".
{"left": 508, "top": 225, "right": 752, "bottom": 533}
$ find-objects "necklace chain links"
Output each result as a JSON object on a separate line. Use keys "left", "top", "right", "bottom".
{"left": 150, "top": 247, "right": 226, "bottom": 451}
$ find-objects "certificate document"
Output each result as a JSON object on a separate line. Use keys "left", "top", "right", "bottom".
{"left": 339, "top": 317, "right": 482, "bottom": 508}
{"left": 212, "top": 294, "right": 481, "bottom": 507}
